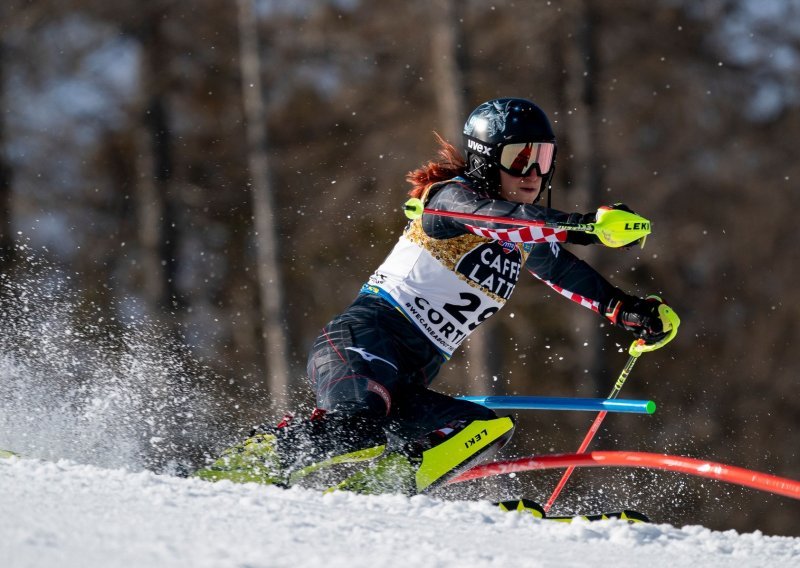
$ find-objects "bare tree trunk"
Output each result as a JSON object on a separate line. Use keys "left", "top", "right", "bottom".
{"left": 237, "top": 0, "right": 291, "bottom": 409}
{"left": 431, "top": 0, "right": 467, "bottom": 143}
{"left": 430, "top": 0, "right": 496, "bottom": 393}
{"left": 0, "top": 40, "right": 13, "bottom": 271}
{"left": 134, "top": 10, "right": 180, "bottom": 317}
{"left": 560, "top": 0, "right": 607, "bottom": 393}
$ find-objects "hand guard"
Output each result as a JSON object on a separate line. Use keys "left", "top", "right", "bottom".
{"left": 606, "top": 294, "right": 680, "bottom": 351}
{"left": 567, "top": 204, "right": 649, "bottom": 247}
{"left": 589, "top": 203, "right": 651, "bottom": 248}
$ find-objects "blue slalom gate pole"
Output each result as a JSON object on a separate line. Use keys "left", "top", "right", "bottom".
{"left": 457, "top": 396, "right": 656, "bottom": 414}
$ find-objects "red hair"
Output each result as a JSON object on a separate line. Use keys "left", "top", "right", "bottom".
{"left": 406, "top": 132, "right": 466, "bottom": 198}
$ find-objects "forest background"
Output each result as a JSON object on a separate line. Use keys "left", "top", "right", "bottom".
{"left": 1, "top": 0, "right": 799, "bottom": 536}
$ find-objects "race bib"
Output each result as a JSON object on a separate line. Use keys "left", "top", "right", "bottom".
{"left": 367, "top": 230, "right": 527, "bottom": 356}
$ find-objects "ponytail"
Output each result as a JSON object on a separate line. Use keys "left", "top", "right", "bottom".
{"left": 405, "top": 133, "right": 466, "bottom": 198}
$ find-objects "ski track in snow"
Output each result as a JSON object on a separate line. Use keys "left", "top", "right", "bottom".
{"left": 1, "top": 457, "right": 799, "bottom": 568}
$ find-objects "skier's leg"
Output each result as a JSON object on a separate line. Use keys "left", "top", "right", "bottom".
{"left": 387, "top": 385, "right": 500, "bottom": 441}
{"left": 335, "top": 387, "right": 514, "bottom": 495}
{"left": 308, "top": 302, "right": 403, "bottom": 418}
{"left": 196, "top": 303, "right": 397, "bottom": 486}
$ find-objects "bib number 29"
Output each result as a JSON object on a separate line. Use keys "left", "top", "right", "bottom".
{"left": 442, "top": 292, "right": 498, "bottom": 331}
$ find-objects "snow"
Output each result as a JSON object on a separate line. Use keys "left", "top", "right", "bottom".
{"left": 1, "top": 253, "right": 799, "bottom": 567}
{"left": 2, "top": 456, "right": 799, "bottom": 568}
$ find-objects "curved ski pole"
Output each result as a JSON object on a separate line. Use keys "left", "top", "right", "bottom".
{"left": 403, "top": 198, "right": 651, "bottom": 248}
{"left": 543, "top": 339, "right": 646, "bottom": 513}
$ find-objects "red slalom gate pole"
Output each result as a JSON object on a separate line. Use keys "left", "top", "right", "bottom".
{"left": 543, "top": 340, "right": 645, "bottom": 513}
{"left": 543, "top": 410, "right": 609, "bottom": 512}
{"left": 448, "top": 451, "right": 800, "bottom": 501}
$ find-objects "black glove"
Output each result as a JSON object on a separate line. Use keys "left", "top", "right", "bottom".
{"left": 605, "top": 294, "right": 669, "bottom": 344}
{"left": 605, "top": 203, "right": 636, "bottom": 215}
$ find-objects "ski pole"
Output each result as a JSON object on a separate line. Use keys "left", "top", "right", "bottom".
{"left": 542, "top": 302, "right": 680, "bottom": 512}
{"left": 403, "top": 198, "right": 651, "bottom": 248}
{"left": 543, "top": 339, "right": 646, "bottom": 513}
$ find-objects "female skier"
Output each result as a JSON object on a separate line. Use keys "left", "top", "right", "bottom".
{"left": 196, "top": 98, "right": 679, "bottom": 493}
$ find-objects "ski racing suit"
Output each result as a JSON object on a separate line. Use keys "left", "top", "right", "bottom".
{"left": 306, "top": 177, "right": 622, "bottom": 447}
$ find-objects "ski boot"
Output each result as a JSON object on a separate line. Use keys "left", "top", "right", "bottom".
{"left": 193, "top": 413, "right": 294, "bottom": 485}
{"left": 332, "top": 415, "right": 515, "bottom": 495}
{"left": 193, "top": 409, "right": 388, "bottom": 488}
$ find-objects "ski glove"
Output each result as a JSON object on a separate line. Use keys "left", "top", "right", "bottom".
{"left": 605, "top": 294, "right": 680, "bottom": 349}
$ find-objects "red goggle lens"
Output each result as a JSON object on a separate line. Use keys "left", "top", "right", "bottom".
{"left": 499, "top": 142, "right": 555, "bottom": 177}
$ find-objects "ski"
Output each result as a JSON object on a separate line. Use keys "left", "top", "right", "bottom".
{"left": 495, "top": 498, "right": 649, "bottom": 524}
{"left": 2, "top": 448, "right": 649, "bottom": 523}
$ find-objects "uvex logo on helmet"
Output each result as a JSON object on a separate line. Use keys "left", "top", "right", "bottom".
{"left": 467, "top": 139, "right": 492, "bottom": 156}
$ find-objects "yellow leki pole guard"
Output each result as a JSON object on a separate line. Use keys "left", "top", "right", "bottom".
{"left": 630, "top": 303, "right": 681, "bottom": 354}
{"left": 404, "top": 197, "right": 425, "bottom": 219}
{"left": 590, "top": 207, "right": 652, "bottom": 248}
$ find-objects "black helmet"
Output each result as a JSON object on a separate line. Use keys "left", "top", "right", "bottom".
{"left": 463, "top": 98, "right": 557, "bottom": 201}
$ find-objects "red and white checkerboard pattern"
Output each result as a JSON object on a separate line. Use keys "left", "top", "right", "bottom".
{"left": 529, "top": 271, "right": 600, "bottom": 313}
{"left": 465, "top": 224, "right": 567, "bottom": 244}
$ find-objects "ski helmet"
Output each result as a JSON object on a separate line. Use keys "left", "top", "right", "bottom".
{"left": 462, "top": 98, "right": 557, "bottom": 201}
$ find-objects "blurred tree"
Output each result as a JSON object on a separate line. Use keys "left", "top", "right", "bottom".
{"left": 236, "top": 0, "right": 291, "bottom": 408}
{"left": 557, "top": 0, "right": 608, "bottom": 394}
{"left": 430, "top": 0, "right": 468, "bottom": 141}
{"left": 131, "top": 2, "right": 181, "bottom": 320}
{"left": 0, "top": 38, "right": 13, "bottom": 270}
{"left": 429, "top": 0, "right": 496, "bottom": 394}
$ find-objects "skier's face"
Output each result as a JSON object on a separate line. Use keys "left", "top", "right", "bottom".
{"left": 499, "top": 170, "right": 543, "bottom": 204}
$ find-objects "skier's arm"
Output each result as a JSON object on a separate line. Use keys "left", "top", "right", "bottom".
{"left": 422, "top": 182, "right": 596, "bottom": 245}
{"left": 524, "top": 243, "right": 617, "bottom": 315}
{"left": 527, "top": 244, "right": 680, "bottom": 348}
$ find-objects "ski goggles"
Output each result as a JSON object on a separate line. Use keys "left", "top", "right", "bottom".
{"left": 498, "top": 142, "right": 556, "bottom": 177}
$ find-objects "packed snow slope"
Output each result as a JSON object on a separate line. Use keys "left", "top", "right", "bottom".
{"left": 2, "top": 250, "right": 799, "bottom": 566}
{"left": 2, "top": 456, "right": 799, "bottom": 568}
